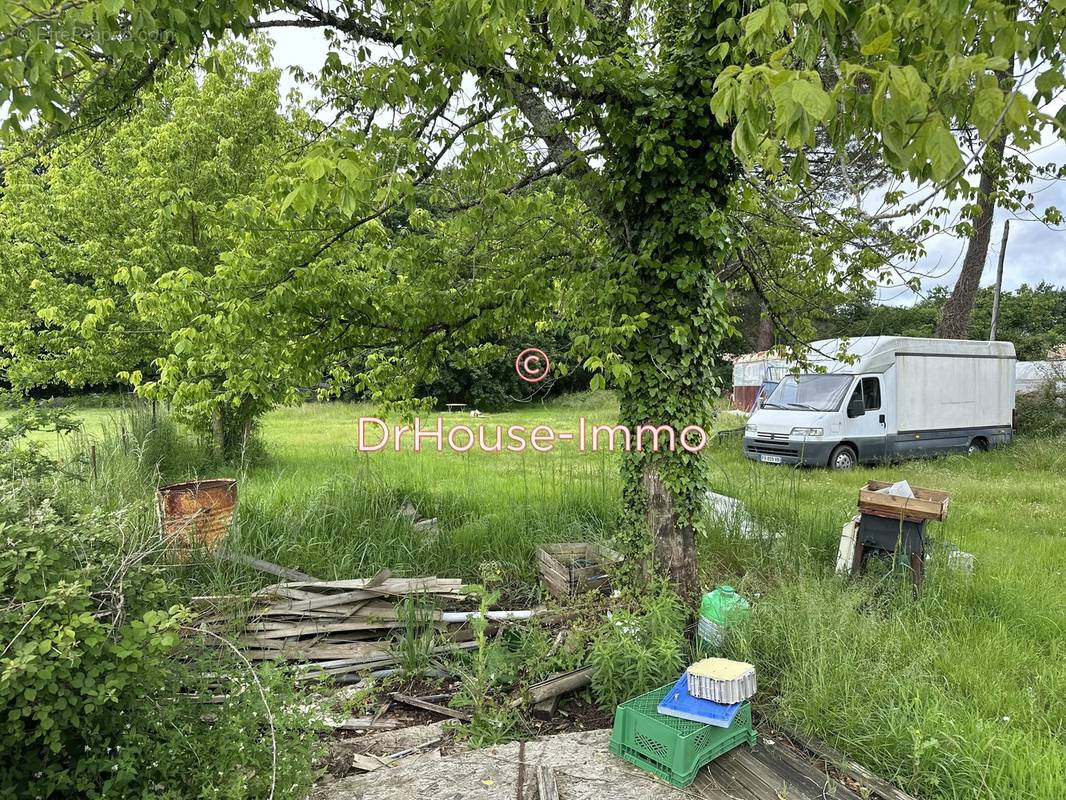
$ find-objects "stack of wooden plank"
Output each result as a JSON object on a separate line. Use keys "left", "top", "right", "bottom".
{"left": 192, "top": 571, "right": 476, "bottom": 679}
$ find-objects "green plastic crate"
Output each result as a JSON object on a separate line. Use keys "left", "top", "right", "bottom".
{"left": 608, "top": 684, "right": 756, "bottom": 788}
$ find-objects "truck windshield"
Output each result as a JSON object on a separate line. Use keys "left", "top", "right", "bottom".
{"left": 762, "top": 374, "right": 852, "bottom": 412}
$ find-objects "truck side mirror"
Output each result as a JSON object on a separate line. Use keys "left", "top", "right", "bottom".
{"left": 847, "top": 397, "right": 865, "bottom": 418}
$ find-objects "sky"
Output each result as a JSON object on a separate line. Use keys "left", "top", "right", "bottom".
{"left": 267, "top": 28, "right": 1066, "bottom": 308}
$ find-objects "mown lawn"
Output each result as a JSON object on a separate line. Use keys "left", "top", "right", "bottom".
{"left": 14, "top": 395, "right": 1066, "bottom": 798}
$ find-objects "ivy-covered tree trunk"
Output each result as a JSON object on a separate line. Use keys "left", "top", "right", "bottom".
{"left": 613, "top": 253, "right": 731, "bottom": 600}
{"left": 605, "top": 12, "right": 739, "bottom": 599}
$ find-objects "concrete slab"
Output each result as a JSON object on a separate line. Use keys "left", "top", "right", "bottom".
{"left": 310, "top": 727, "right": 865, "bottom": 800}
{"left": 311, "top": 729, "right": 679, "bottom": 800}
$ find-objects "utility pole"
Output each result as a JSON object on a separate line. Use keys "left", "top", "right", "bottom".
{"left": 989, "top": 219, "right": 1010, "bottom": 341}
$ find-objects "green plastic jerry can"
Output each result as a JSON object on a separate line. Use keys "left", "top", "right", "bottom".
{"left": 697, "top": 585, "right": 750, "bottom": 649}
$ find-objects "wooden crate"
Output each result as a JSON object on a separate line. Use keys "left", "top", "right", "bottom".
{"left": 858, "top": 481, "right": 950, "bottom": 523}
{"left": 537, "top": 543, "right": 623, "bottom": 599}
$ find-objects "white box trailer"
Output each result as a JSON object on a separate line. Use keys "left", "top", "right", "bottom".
{"left": 743, "top": 336, "right": 1016, "bottom": 469}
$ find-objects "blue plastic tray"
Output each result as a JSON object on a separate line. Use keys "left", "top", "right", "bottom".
{"left": 656, "top": 671, "right": 742, "bottom": 728}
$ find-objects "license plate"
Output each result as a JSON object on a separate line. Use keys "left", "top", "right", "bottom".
{"left": 760, "top": 454, "right": 783, "bottom": 464}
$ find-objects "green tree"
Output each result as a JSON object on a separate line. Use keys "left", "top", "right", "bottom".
{"left": 824, "top": 283, "right": 1066, "bottom": 361}
{"left": 0, "top": 44, "right": 304, "bottom": 456}
{"left": 3, "top": 1, "right": 1065, "bottom": 594}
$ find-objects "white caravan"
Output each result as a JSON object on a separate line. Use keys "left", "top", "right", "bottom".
{"left": 743, "top": 336, "right": 1016, "bottom": 469}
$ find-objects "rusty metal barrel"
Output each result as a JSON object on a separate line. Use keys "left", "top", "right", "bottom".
{"left": 157, "top": 478, "right": 237, "bottom": 553}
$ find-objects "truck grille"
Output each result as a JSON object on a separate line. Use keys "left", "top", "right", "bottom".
{"left": 747, "top": 442, "right": 799, "bottom": 457}
{"left": 756, "top": 432, "right": 790, "bottom": 441}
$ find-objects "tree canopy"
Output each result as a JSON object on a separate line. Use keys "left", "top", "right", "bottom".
{"left": 823, "top": 282, "right": 1066, "bottom": 360}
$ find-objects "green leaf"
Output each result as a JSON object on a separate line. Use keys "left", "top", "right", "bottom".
{"left": 926, "top": 121, "right": 962, "bottom": 181}
{"left": 972, "top": 84, "right": 1004, "bottom": 140}
{"left": 860, "top": 30, "right": 894, "bottom": 56}
{"left": 1034, "top": 68, "right": 1062, "bottom": 103}
{"left": 791, "top": 79, "right": 831, "bottom": 120}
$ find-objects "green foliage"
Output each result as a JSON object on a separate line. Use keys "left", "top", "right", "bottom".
{"left": 0, "top": 464, "right": 320, "bottom": 799}
{"left": 589, "top": 582, "right": 687, "bottom": 709}
{"left": 450, "top": 585, "right": 522, "bottom": 746}
{"left": 0, "top": 402, "right": 81, "bottom": 480}
{"left": 0, "top": 42, "right": 302, "bottom": 457}
{"left": 715, "top": 0, "right": 1062, "bottom": 184}
{"left": 130, "top": 660, "right": 322, "bottom": 800}
{"left": 0, "top": 481, "right": 185, "bottom": 796}
{"left": 420, "top": 328, "right": 592, "bottom": 410}
{"left": 1015, "top": 366, "right": 1066, "bottom": 437}
{"left": 821, "top": 283, "right": 1066, "bottom": 362}
{"left": 511, "top": 622, "right": 591, "bottom": 682}
{"left": 0, "top": 2, "right": 263, "bottom": 139}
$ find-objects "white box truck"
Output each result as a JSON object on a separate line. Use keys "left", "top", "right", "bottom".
{"left": 742, "top": 336, "right": 1016, "bottom": 469}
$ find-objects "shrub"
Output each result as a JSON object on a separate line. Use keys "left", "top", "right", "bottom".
{"left": 1015, "top": 366, "right": 1066, "bottom": 437}
{"left": 589, "top": 582, "right": 686, "bottom": 709}
{"left": 0, "top": 417, "right": 319, "bottom": 799}
{"left": 0, "top": 482, "right": 186, "bottom": 796}
{"left": 0, "top": 403, "right": 81, "bottom": 482}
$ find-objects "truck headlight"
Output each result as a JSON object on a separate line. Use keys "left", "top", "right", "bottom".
{"left": 790, "top": 427, "right": 823, "bottom": 437}
{"left": 745, "top": 423, "right": 757, "bottom": 434}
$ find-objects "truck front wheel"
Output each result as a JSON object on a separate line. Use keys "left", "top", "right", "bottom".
{"left": 829, "top": 444, "right": 858, "bottom": 470}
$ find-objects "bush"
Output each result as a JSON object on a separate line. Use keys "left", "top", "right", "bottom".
{"left": 0, "top": 410, "right": 318, "bottom": 799}
{"left": 0, "top": 403, "right": 81, "bottom": 482}
{"left": 0, "top": 483, "right": 186, "bottom": 796}
{"left": 588, "top": 582, "right": 686, "bottom": 709}
{"left": 1015, "top": 367, "right": 1066, "bottom": 437}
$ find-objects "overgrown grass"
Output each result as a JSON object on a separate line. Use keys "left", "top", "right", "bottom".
{"left": 24, "top": 394, "right": 1066, "bottom": 799}
{"left": 703, "top": 435, "right": 1066, "bottom": 799}
{"left": 230, "top": 393, "right": 630, "bottom": 583}
{"left": 1, "top": 404, "right": 322, "bottom": 800}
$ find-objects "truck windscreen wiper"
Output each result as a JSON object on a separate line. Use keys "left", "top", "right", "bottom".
{"left": 787, "top": 402, "right": 819, "bottom": 410}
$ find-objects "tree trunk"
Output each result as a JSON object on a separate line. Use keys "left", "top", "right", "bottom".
{"left": 593, "top": 3, "right": 737, "bottom": 598}
{"left": 643, "top": 468, "right": 698, "bottom": 599}
{"left": 935, "top": 46, "right": 1015, "bottom": 339}
{"left": 613, "top": 254, "right": 726, "bottom": 601}
{"left": 755, "top": 306, "right": 774, "bottom": 350}
{"left": 209, "top": 399, "right": 257, "bottom": 463}
{"left": 211, "top": 406, "right": 226, "bottom": 454}
{"left": 934, "top": 133, "right": 1007, "bottom": 338}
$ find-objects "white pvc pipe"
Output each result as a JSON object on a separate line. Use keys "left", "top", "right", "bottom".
{"left": 440, "top": 609, "right": 535, "bottom": 623}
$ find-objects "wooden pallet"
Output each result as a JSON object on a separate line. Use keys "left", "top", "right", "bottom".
{"left": 858, "top": 481, "right": 950, "bottom": 522}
